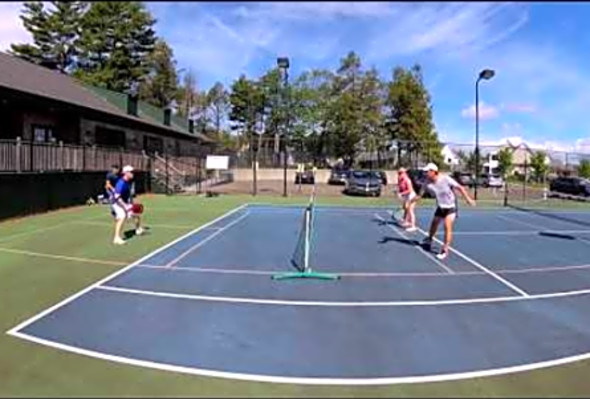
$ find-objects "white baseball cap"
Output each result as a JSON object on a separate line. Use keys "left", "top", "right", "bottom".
{"left": 122, "top": 165, "right": 134, "bottom": 173}
{"left": 422, "top": 162, "right": 439, "bottom": 172}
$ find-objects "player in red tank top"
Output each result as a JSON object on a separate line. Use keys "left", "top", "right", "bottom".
{"left": 397, "top": 168, "right": 417, "bottom": 232}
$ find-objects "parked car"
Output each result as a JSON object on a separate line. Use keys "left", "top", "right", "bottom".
{"left": 550, "top": 177, "right": 590, "bottom": 196}
{"left": 407, "top": 169, "right": 432, "bottom": 197}
{"left": 344, "top": 170, "right": 382, "bottom": 197}
{"left": 374, "top": 170, "right": 388, "bottom": 185}
{"left": 452, "top": 171, "right": 475, "bottom": 187}
{"left": 328, "top": 168, "right": 350, "bottom": 185}
{"left": 483, "top": 174, "right": 504, "bottom": 188}
{"left": 295, "top": 166, "right": 315, "bottom": 184}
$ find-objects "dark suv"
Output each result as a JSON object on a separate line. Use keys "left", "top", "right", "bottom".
{"left": 328, "top": 168, "right": 350, "bottom": 185}
{"left": 550, "top": 177, "right": 590, "bottom": 196}
{"left": 407, "top": 169, "right": 432, "bottom": 197}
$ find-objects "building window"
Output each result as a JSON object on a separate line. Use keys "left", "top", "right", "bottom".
{"left": 143, "top": 135, "right": 164, "bottom": 155}
{"left": 95, "top": 126, "right": 126, "bottom": 148}
{"left": 33, "top": 125, "right": 54, "bottom": 143}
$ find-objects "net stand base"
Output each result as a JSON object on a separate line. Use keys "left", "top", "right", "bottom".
{"left": 271, "top": 269, "right": 340, "bottom": 281}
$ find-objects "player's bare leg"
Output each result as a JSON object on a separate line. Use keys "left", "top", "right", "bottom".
{"left": 422, "top": 216, "right": 441, "bottom": 251}
{"left": 401, "top": 201, "right": 410, "bottom": 227}
{"left": 437, "top": 213, "right": 456, "bottom": 259}
{"left": 113, "top": 217, "right": 126, "bottom": 245}
{"left": 134, "top": 215, "right": 144, "bottom": 236}
{"left": 405, "top": 201, "right": 417, "bottom": 232}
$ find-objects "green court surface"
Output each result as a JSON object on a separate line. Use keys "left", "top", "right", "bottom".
{"left": 2, "top": 194, "right": 590, "bottom": 397}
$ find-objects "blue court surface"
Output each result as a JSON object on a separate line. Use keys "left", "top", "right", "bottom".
{"left": 8, "top": 203, "right": 590, "bottom": 385}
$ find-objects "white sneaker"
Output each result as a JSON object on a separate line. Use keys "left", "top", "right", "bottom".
{"left": 436, "top": 250, "right": 449, "bottom": 260}
{"left": 113, "top": 237, "right": 126, "bottom": 245}
{"left": 405, "top": 226, "right": 417, "bottom": 232}
{"left": 136, "top": 227, "right": 144, "bottom": 236}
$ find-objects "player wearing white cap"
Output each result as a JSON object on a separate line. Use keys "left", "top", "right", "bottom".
{"left": 410, "top": 163, "right": 475, "bottom": 259}
{"left": 111, "top": 165, "right": 144, "bottom": 245}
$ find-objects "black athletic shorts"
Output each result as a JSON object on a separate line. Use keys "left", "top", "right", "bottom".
{"left": 434, "top": 207, "right": 457, "bottom": 218}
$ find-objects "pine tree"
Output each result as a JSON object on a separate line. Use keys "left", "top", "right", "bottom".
{"left": 11, "top": 1, "right": 86, "bottom": 73}
{"left": 385, "top": 64, "right": 442, "bottom": 167}
{"left": 530, "top": 150, "right": 549, "bottom": 182}
{"left": 139, "top": 39, "right": 178, "bottom": 108}
{"left": 291, "top": 69, "right": 334, "bottom": 164}
{"left": 579, "top": 160, "right": 590, "bottom": 179}
{"left": 228, "top": 75, "right": 262, "bottom": 137}
{"left": 497, "top": 148, "right": 514, "bottom": 178}
{"left": 176, "top": 69, "right": 198, "bottom": 118}
{"left": 75, "top": 1, "right": 156, "bottom": 92}
{"left": 358, "top": 67, "right": 387, "bottom": 168}
{"left": 324, "top": 51, "right": 365, "bottom": 164}
{"left": 206, "top": 82, "right": 230, "bottom": 137}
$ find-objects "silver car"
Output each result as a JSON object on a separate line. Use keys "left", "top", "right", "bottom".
{"left": 344, "top": 170, "right": 382, "bottom": 197}
{"left": 486, "top": 174, "right": 504, "bottom": 188}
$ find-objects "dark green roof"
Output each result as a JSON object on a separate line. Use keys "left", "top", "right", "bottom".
{"left": 85, "top": 84, "right": 211, "bottom": 142}
{"left": 0, "top": 51, "right": 212, "bottom": 144}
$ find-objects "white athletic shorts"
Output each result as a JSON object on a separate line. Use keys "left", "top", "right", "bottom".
{"left": 400, "top": 192, "right": 416, "bottom": 202}
{"left": 111, "top": 203, "right": 128, "bottom": 220}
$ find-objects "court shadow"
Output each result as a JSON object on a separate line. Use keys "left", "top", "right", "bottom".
{"left": 538, "top": 231, "right": 576, "bottom": 240}
{"left": 373, "top": 218, "right": 398, "bottom": 227}
{"left": 378, "top": 236, "right": 420, "bottom": 246}
{"left": 123, "top": 226, "right": 151, "bottom": 240}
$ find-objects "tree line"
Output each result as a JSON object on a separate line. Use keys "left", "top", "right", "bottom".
{"left": 227, "top": 52, "right": 442, "bottom": 167}
{"left": 11, "top": 1, "right": 442, "bottom": 167}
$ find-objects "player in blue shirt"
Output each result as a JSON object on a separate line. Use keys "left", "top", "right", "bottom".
{"left": 111, "top": 165, "right": 144, "bottom": 245}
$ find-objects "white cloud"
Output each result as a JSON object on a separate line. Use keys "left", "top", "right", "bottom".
{"left": 575, "top": 138, "right": 590, "bottom": 153}
{"left": 233, "top": 2, "right": 396, "bottom": 21}
{"left": 503, "top": 103, "right": 537, "bottom": 113}
{"left": 461, "top": 102, "right": 499, "bottom": 120}
{"left": 366, "top": 3, "right": 529, "bottom": 61}
{"left": 0, "top": 2, "right": 30, "bottom": 52}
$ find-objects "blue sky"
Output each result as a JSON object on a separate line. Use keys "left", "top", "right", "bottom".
{"left": 2, "top": 2, "right": 590, "bottom": 153}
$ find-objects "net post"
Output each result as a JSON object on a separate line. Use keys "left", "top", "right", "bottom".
{"left": 271, "top": 196, "right": 339, "bottom": 281}
{"left": 303, "top": 207, "right": 311, "bottom": 273}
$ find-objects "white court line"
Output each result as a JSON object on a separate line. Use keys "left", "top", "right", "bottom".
{"left": 8, "top": 329, "right": 590, "bottom": 387}
{"left": 391, "top": 211, "right": 530, "bottom": 297}
{"left": 0, "top": 210, "right": 110, "bottom": 244}
{"left": 96, "top": 283, "right": 590, "bottom": 307}
{"left": 374, "top": 214, "right": 454, "bottom": 274}
{"left": 453, "top": 229, "right": 590, "bottom": 236}
{"left": 497, "top": 263, "right": 590, "bottom": 274}
{"left": 4, "top": 244, "right": 590, "bottom": 277}
{"left": 164, "top": 211, "right": 250, "bottom": 268}
{"left": 0, "top": 247, "right": 125, "bottom": 266}
{"left": 140, "top": 262, "right": 590, "bottom": 277}
{"left": 74, "top": 220, "right": 215, "bottom": 230}
{"left": 138, "top": 263, "right": 479, "bottom": 277}
{"left": 496, "top": 214, "right": 590, "bottom": 248}
{"left": 495, "top": 213, "right": 546, "bottom": 231}
{"left": 0, "top": 222, "right": 71, "bottom": 244}
{"left": 5, "top": 204, "right": 248, "bottom": 336}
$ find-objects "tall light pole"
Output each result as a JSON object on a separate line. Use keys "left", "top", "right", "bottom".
{"left": 277, "top": 56, "right": 290, "bottom": 198}
{"left": 474, "top": 68, "right": 495, "bottom": 200}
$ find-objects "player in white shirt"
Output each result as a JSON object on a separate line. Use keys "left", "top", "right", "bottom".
{"left": 411, "top": 163, "right": 476, "bottom": 259}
